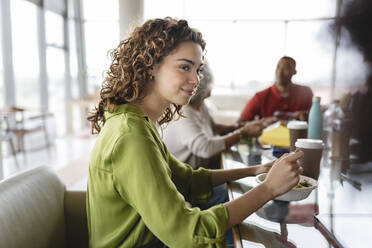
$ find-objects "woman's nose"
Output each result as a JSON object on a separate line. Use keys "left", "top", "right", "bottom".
{"left": 189, "top": 73, "right": 200, "bottom": 86}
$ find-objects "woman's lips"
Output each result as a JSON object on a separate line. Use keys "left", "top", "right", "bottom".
{"left": 181, "top": 88, "right": 195, "bottom": 96}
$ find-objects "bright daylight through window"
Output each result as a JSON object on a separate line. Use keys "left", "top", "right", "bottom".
{"left": 144, "top": 0, "right": 366, "bottom": 104}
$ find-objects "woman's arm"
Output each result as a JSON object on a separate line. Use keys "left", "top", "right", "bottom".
{"left": 213, "top": 123, "right": 238, "bottom": 135}
{"left": 210, "top": 161, "right": 274, "bottom": 186}
{"left": 113, "top": 134, "right": 229, "bottom": 247}
{"left": 224, "top": 151, "right": 304, "bottom": 230}
{"left": 178, "top": 106, "right": 263, "bottom": 159}
{"left": 223, "top": 120, "right": 263, "bottom": 149}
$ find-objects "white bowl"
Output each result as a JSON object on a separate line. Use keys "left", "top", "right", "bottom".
{"left": 255, "top": 173, "right": 318, "bottom": 202}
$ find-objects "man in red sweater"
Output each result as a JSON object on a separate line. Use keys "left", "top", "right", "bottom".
{"left": 240, "top": 56, "right": 313, "bottom": 121}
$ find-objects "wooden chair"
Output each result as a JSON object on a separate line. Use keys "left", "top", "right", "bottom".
{"left": 0, "top": 112, "right": 18, "bottom": 165}
{"left": 5, "top": 106, "right": 50, "bottom": 153}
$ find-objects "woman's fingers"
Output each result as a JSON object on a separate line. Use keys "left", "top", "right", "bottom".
{"left": 284, "top": 150, "right": 304, "bottom": 163}
{"left": 290, "top": 159, "right": 301, "bottom": 169}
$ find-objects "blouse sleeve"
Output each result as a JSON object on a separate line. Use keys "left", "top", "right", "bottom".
{"left": 167, "top": 152, "right": 213, "bottom": 205}
{"left": 111, "top": 133, "right": 229, "bottom": 247}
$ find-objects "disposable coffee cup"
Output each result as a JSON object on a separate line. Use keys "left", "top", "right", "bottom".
{"left": 287, "top": 121, "right": 308, "bottom": 152}
{"left": 295, "top": 139, "right": 324, "bottom": 179}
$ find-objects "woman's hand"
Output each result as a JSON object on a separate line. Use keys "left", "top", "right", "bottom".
{"left": 224, "top": 150, "right": 304, "bottom": 230}
{"left": 262, "top": 150, "right": 304, "bottom": 198}
{"left": 241, "top": 120, "right": 263, "bottom": 137}
{"left": 251, "top": 160, "right": 275, "bottom": 175}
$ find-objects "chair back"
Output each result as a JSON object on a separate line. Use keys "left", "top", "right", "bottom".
{"left": 0, "top": 166, "right": 66, "bottom": 248}
{"left": 64, "top": 190, "right": 89, "bottom": 248}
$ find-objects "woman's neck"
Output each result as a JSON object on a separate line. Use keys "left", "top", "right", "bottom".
{"left": 131, "top": 93, "right": 169, "bottom": 123}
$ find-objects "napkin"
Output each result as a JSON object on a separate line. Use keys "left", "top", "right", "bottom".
{"left": 258, "top": 121, "right": 290, "bottom": 148}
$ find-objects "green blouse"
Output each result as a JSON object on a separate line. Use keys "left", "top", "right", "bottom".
{"left": 86, "top": 104, "right": 228, "bottom": 248}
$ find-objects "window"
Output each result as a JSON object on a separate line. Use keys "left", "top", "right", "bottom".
{"left": 11, "top": 0, "right": 40, "bottom": 108}
{"left": 84, "top": 20, "right": 119, "bottom": 94}
{"left": 0, "top": 15, "right": 3, "bottom": 109}
{"left": 144, "top": 0, "right": 339, "bottom": 104}
{"left": 336, "top": 31, "right": 368, "bottom": 96}
{"left": 144, "top": 0, "right": 183, "bottom": 19}
{"left": 285, "top": 20, "right": 334, "bottom": 102}
{"left": 46, "top": 10, "right": 64, "bottom": 47}
{"left": 83, "top": 0, "right": 119, "bottom": 95}
{"left": 191, "top": 20, "right": 285, "bottom": 93}
{"left": 183, "top": 0, "right": 335, "bottom": 20}
{"left": 45, "top": 10, "right": 66, "bottom": 135}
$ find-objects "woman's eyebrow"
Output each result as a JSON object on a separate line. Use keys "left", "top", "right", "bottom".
{"left": 177, "top": 58, "right": 195, "bottom": 65}
{"left": 177, "top": 58, "right": 204, "bottom": 68}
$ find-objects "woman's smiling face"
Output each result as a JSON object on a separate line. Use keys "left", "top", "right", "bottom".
{"left": 150, "top": 41, "right": 204, "bottom": 107}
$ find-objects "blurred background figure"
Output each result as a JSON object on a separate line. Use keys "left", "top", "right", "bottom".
{"left": 162, "top": 63, "right": 263, "bottom": 170}
{"left": 239, "top": 56, "right": 313, "bottom": 122}
{"left": 337, "top": 0, "right": 372, "bottom": 163}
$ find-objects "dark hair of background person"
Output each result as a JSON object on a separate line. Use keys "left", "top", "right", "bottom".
{"left": 280, "top": 56, "right": 296, "bottom": 68}
{"left": 336, "top": 0, "right": 372, "bottom": 162}
{"left": 189, "top": 63, "right": 213, "bottom": 106}
{"left": 87, "top": 17, "right": 206, "bottom": 134}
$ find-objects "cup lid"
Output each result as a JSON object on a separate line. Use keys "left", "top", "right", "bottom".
{"left": 287, "top": 121, "right": 308, "bottom": 129}
{"left": 295, "top": 139, "right": 324, "bottom": 149}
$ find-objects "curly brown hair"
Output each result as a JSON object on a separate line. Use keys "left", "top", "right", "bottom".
{"left": 87, "top": 17, "right": 206, "bottom": 133}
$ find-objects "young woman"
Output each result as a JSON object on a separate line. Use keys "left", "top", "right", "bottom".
{"left": 87, "top": 17, "right": 303, "bottom": 248}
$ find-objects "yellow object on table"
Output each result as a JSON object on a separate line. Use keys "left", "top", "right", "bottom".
{"left": 258, "top": 122, "right": 290, "bottom": 148}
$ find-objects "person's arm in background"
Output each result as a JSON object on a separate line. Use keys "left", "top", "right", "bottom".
{"left": 238, "top": 94, "right": 261, "bottom": 123}
{"left": 260, "top": 116, "right": 278, "bottom": 128}
{"left": 179, "top": 109, "right": 263, "bottom": 159}
{"left": 293, "top": 111, "right": 308, "bottom": 121}
{"left": 213, "top": 123, "right": 239, "bottom": 136}
{"left": 223, "top": 120, "right": 263, "bottom": 148}
{"left": 213, "top": 119, "right": 263, "bottom": 136}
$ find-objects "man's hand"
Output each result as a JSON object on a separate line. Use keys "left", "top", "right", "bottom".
{"left": 293, "top": 111, "right": 308, "bottom": 121}
{"left": 261, "top": 116, "right": 278, "bottom": 127}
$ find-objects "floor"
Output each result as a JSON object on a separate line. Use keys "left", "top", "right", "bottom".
{"left": 1, "top": 131, "right": 96, "bottom": 190}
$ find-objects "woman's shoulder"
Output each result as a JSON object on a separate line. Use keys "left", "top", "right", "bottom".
{"left": 101, "top": 111, "right": 155, "bottom": 142}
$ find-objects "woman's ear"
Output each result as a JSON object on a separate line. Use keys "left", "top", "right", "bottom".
{"left": 148, "top": 66, "right": 155, "bottom": 80}
{"left": 148, "top": 65, "right": 159, "bottom": 80}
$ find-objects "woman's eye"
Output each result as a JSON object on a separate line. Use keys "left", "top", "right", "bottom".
{"left": 180, "top": 65, "right": 190, "bottom": 71}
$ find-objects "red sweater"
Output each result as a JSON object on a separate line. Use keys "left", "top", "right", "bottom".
{"left": 240, "top": 83, "right": 313, "bottom": 121}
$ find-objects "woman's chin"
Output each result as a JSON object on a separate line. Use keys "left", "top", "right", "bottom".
{"left": 173, "top": 96, "right": 192, "bottom": 106}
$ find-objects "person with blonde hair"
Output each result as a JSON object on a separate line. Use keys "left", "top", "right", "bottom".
{"left": 87, "top": 17, "right": 303, "bottom": 248}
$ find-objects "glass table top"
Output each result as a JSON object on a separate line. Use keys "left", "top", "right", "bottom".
{"left": 223, "top": 144, "right": 372, "bottom": 248}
